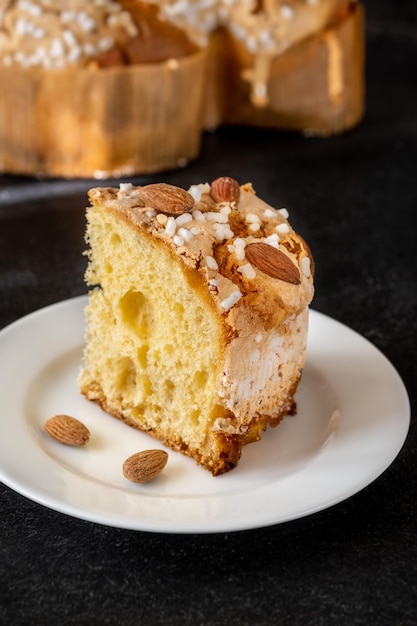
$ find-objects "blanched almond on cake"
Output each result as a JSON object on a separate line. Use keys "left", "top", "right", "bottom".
{"left": 245, "top": 242, "right": 301, "bottom": 284}
{"left": 210, "top": 177, "right": 241, "bottom": 204}
{"left": 123, "top": 449, "right": 168, "bottom": 483}
{"left": 44, "top": 415, "right": 90, "bottom": 446}
{"left": 137, "top": 183, "right": 195, "bottom": 215}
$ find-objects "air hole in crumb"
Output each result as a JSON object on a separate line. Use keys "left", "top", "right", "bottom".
{"left": 164, "top": 379, "right": 175, "bottom": 401}
{"left": 139, "top": 374, "right": 152, "bottom": 397}
{"left": 111, "top": 233, "right": 122, "bottom": 245}
{"left": 190, "top": 408, "right": 201, "bottom": 424}
{"left": 173, "top": 302, "right": 185, "bottom": 317}
{"left": 137, "top": 344, "right": 148, "bottom": 369}
{"left": 119, "top": 289, "right": 151, "bottom": 339}
{"left": 193, "top": 370, "right": 208, "bottom": 390}
{"left": 114, "top": 356, "right": 136, "bottom": 396}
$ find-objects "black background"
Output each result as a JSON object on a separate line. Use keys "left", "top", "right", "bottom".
{"left": 1, "top": 3, "right": 416, "bottom": 624}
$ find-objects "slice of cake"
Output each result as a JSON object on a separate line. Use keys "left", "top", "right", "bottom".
{"left": 79, "top": 178, "right": 315, "bottom": 475}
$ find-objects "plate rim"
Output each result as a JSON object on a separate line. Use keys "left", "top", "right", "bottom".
{"left": 0, "top": 296, "right": 411, "bottom": 533}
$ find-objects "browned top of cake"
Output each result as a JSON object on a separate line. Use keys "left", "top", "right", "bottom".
{"left": 87, "top": 178, "right": 315, "bottom": 328}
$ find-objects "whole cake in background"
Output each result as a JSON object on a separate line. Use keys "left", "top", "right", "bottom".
{"left": 79, "top": 177, "right": 314, "bottom": 475}
{"left": 0, "top": 0, "right": 364, "bottom": 178}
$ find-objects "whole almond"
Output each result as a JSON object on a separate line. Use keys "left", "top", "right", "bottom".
{"left": 245, "top": 242, "right": 301, "bottom": 284}
{"left": 210, "top": 177, "right": 241, "bottom": 204}
{"left": 123, "top": 449, "right": 168, "bottom": 483}
{"left": 137, "top": 183, "right": 194, "bottom": 215}
{"left": 44, "top": 415, "right": 90, "bottom": 446}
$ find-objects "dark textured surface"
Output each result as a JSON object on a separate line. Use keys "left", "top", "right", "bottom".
{"left": 1, "top": 5, "right": 416, "bottom": 625}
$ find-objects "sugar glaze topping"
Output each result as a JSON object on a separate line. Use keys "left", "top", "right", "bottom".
{"left": 0, "top": 0, "right": 137, "bottom": 68}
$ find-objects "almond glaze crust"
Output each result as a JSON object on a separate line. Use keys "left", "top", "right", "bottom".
{"left": 80, "top": 179, "right": 314, "bottom": 475}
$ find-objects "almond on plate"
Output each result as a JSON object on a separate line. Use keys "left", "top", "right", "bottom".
{"left": 44, "top": 414, "right": 90, "bottom": 446}
{"left": 123, "top": 449, "right": 168, "bottom": 483}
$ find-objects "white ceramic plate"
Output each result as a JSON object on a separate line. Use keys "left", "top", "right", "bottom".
{"left": 0, "top": 296, "right": 410, "bottom": 533}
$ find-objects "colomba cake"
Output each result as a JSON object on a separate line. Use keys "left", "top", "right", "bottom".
{"left": 79, "top": 178, "right": 315, "bottom": 475}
